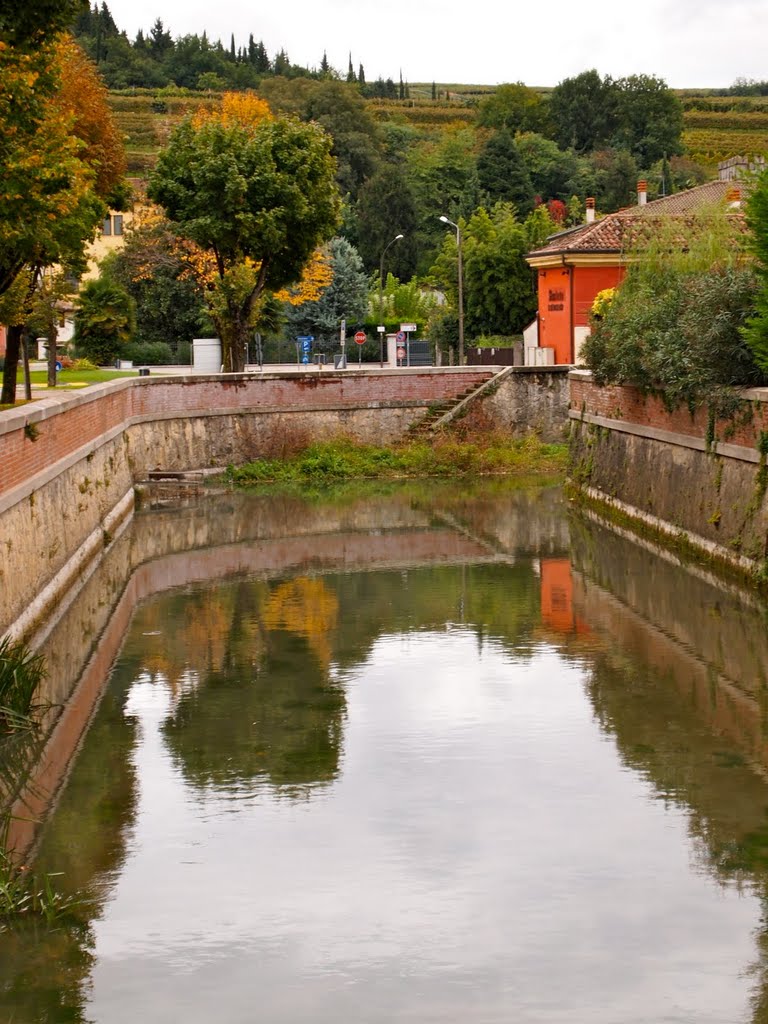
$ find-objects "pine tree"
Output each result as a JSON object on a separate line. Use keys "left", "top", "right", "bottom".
{"left": 431, "top": 81, "right": 437, "bottom": 100}
{"left": 347, "top": 53, "right": 356, "bottom": 83}
{"left": 358, "top": 63, "right": 365, "bottom": 86}
{"left": 255, "top": 41, "right": 270, "bottom": 73}
{"left": 399, "top": 71, "right": 404, "bottom": 100}
{"left": 248, "top": 33, "right": 256, "bottom": 65}
{"left": 320, "top": 50, "right": 329, "bottom": 75}
{"left": 229, "top": 34, "right": 236, "bottom": 62}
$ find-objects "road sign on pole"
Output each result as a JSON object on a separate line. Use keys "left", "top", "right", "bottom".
{"left": 354, "top": 330, "right": 366, "bottom": 345}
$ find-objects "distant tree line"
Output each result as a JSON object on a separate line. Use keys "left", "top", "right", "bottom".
{"left": 72, "top": 2, "right": 409, "bottom": 96}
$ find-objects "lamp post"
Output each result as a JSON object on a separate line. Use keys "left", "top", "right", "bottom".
{"left": 378, "top": 233, "right": 403, "bottom": 367}
{"left": 439, "top": 215, "right": 464, "bottom": 365}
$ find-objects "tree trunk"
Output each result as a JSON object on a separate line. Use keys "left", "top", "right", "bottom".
{"left": 219, "top": 306, "right": 250, "bottom": 374}
{"left": 21, "top": 328, "right": 31, "bottom": 401}
{"left": 0, "top": 325, "right": 22, "bottom": 405}
{"left": 47, "top": 325, "right": 58, "bottom": 387}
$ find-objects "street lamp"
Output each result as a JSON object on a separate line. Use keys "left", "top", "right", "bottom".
{"left": 378, "top": 233, "right": 404, "bottom": 367}
{"left": 439, "top": 215, "right": 464, "bottom": 365}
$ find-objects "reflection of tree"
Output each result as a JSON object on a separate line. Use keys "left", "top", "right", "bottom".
{"left": 0, "top": 667, "right": 137, "bottom": 1024}
{"left": 0, "top": 921, "right": 94, "bottom": 1024}
{"left": 585, "top": 650, "right": 768, "bottom": 1021}
{"left": 162, "top": 577, "right": 345, "bottom": 795}
{"left": 262, "top": 578, "right": 339, "bottom": 669}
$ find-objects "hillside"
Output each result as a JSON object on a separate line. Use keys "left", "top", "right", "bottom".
{"left": 110, "top": 86, "right": 768, "bottom": 180}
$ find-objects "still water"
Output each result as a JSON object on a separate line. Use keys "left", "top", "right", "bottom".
{"left": 3, "top": 481, "right": 768, "bottom": 1023}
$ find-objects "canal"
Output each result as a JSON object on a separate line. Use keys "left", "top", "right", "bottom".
{"left": 2, "top": 480, "right": 768, "bottom": 1023}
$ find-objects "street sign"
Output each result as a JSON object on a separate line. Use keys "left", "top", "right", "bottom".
{"left": 396, "top": 346, "right": 406, "bottom": 361}
{"left": 354, "top": 330, "right": 367, "bottom": 345}
{"left": 400, "top": 322, "right": 417, "bottom": 333}
{"left": 396, "top": 330, "right": 406, "bottom": 343}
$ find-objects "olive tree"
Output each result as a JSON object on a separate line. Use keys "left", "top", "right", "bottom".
{"left": 148, "top": 108, "right": 340, "bottom": 372}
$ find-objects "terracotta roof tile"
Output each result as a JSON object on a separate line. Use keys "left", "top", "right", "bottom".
{"left": 527, "top": 180, "right": 746, "bottom": 258}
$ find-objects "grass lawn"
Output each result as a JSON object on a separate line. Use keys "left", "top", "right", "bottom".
{"left": 21, "top": 369, "right": 135, "bottom": 387}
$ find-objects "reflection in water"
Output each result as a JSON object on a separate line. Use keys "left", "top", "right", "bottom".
{"left": 160, "top": 578, "right": 346, "bottom": 793}
{"left": 3, "top": 483, "right": 768, "bottom": 1021}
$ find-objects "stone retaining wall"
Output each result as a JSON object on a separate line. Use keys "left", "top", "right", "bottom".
{"left": 7, "top": 367, "right": 563, "bottom": 637}
{"left": 569, "top": 370, "right": 768, "bottom": 573}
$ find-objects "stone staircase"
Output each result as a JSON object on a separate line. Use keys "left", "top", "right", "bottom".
{"left": 407, "top": 367, "right": 513, "bottom": 439}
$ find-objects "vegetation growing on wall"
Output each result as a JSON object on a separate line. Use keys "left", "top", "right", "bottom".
{"left": 582, "top": 207, "right": 766, "bottom": 409}
{"left": 744, "top": 167, "right": 768, "bottom": 373}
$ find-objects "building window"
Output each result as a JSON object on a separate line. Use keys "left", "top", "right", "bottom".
{"left": 101, "top": 214, "right": 124, "bottom": 237}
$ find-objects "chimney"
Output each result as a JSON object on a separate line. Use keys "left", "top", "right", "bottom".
{"left": 727, "top": 186, "right": 741, "bottom": 208}
{"left": 585, "top": 197, "right": 595, "bottom": 224}
{"left": 637, "top": 180, "right": 647, "bottom": 206}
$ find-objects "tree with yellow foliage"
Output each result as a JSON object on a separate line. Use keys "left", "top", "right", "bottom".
{"left": 148, "top": 92, "right": 340, "bottom": 372}
{"left": 0, "top": 23, "right": 126, "bottom": 402}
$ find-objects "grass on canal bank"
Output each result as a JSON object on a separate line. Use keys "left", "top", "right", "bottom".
{"left": 227, "top": 434, "right": 568, "bottom": 487}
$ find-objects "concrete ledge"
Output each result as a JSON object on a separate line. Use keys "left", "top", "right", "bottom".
{"left": 571, "top": 409, "right": 761, "bottom": 464}
{"left": 6, "top": 487, "right": 135, "bottom": 642}
{"left": 578, "top": 485, "right": 757, "bottom": 576}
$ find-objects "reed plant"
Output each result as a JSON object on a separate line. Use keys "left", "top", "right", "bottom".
{"left": 0, "top": 638, "right": 78, "bottom": 926}
{"left": 0, "top": 635, "right": 45, "bottom": 734}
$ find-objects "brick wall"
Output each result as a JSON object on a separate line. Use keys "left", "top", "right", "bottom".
{"left": 569, "top": 372, "right": 768, "bottom": 451}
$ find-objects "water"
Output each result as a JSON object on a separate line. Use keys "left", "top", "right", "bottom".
{"left": 3, "top": 481, "right": 768, "bottom": 1023}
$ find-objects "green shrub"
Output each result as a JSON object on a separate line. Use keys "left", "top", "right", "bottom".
{"left": 744, "top": 167, "right": 768, "bottom": 372}
{"left": 72, "top": 358, "right": 98, "bottom": 372}
{"left": 123, "top": 341, "right": 174, "bottom": 365}
{"left": 583, "top": 206, "right": 766, "bottom": 408}
{"left": 473, "top": 334, "right": 520, "bottom": 349}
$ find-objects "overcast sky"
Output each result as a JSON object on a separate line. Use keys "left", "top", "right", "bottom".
{"left": 104, "top": 0, "right": 765, "bottom": 89}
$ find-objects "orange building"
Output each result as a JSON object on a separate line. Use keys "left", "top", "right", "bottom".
{"left": 526, "top": 178, "right": 740, "bottom": 365}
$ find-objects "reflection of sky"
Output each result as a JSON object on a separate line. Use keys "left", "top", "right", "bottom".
{"left": 88, "top": 632, "right": 759, "bottom": 1024}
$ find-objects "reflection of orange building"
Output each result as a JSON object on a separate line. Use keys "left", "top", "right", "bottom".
{"left": 541, "top": 558, "right": 576, "bottom": 633}
{"left": 526, "top": 178, "right": 739, "bottom": 365}
{"left": 540, "top": 558, "right": 591, "bottom": 636}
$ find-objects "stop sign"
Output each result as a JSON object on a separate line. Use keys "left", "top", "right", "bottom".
{"left": 354, "top": 330, "right": 367, "bottom": 345}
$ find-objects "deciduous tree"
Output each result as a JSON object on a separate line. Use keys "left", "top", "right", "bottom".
{"left": 613, "top": 74, "right": 683, "bottom": 166}
{"left": 477, "top": 82, "right": 549, "bottom": 135}
{"left": 148, "top": 97, "right": 340, "bottom": 371}
{"left": 550, "top": 69, "right": 618, "bottom": 153}
{"left": 0, "top": 35, "right": 119, "bottom": 402}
